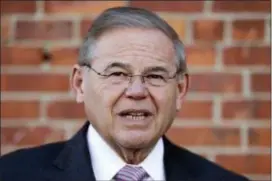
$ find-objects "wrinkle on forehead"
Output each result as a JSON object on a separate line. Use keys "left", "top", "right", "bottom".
{"left": 91, "top": 28, "right": 176, "bottom": 65}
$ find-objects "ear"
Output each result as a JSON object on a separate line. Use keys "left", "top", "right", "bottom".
{"left": 71, "top": 64, "right": 85, "bottom": 103}
{"left": 176, "top": 73, "right": 189, "bottom": 111}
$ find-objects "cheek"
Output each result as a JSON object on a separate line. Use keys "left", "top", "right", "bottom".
{"left": 153, "top": 87, "right": 177, "bottom": 122}
{"left": 152, "top": 86, "right": 177, "bottom": 109}
{"left": 150, "top": 87, "right": 177, "bottom": 133}
{"left": 88, "top": 82, "right": 123, "bottom": 111}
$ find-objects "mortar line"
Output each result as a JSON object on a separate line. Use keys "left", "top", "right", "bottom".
{"left": 212, "top": 95, "right": 222, "bottom": 124}
{"left": 242, "top": 69, "right": 252, "bottom": 98}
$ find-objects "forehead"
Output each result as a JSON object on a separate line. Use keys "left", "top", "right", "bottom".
{"left": 91, "top": 28, "right": 176, "bottom": 68}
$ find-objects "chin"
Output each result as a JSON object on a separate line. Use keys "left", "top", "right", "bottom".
{"left": 115, "top": 131, "right": 154, "bottom": 149}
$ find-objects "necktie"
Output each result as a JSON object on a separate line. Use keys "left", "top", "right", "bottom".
{"left": 114, "top": 165, "right": 150, "bottom": 181}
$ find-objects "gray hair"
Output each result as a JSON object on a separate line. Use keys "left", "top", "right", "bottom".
{"left": 78, "top": 6, "right": 188, "bottom": 74}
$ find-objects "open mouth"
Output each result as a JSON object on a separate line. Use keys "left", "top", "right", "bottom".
{"left": 118, "top": 109, "right": 153, "bottom": 120}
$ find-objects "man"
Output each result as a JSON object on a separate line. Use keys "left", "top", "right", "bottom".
{"left": 0, "top": 7, "right": 249, "bottom": 181}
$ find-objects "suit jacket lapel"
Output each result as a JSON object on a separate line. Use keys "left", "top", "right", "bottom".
{"left": 43, "top": 121, "right": 96, "bottom": 181}
{"left": 42, "top": 121, "right": 196, "bottom": 181}
{"left": 163, "top": 136, "right": 193, "bottom": 181}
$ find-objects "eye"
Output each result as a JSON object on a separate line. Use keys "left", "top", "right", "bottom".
{"left": 146, "top": 74, "right": 165, "bottom": 80}
{"left": 109, "top": 71, "right": 128, "bottom": 77}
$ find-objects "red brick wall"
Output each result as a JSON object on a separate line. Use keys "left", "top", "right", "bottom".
{"left": 1, "top": 1, "right": 271, "bottom": 180}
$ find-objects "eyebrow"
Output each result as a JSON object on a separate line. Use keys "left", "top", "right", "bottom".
{"left": 142, "top": 66, "right": 169, "bottom": 74}
{"left": 103, "top": 61, "right": 171, "bottom": 73}
{"left": 103, "top": 62, "right": 132, "bottom": 72}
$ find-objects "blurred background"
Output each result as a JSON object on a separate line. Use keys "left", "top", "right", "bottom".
{"left": 1, "top": 1, "right": 271, "bottom": 180}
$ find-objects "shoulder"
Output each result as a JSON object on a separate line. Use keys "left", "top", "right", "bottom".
{"left": 0, "top": 141, "right": 66, "bottom": 179}
{"left": 167, "top": 143, "right": 250, "bottom": 181}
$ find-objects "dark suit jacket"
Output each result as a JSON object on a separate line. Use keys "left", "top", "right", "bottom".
{"left": 0, "top": 121, "right": 250, "bottom": 181}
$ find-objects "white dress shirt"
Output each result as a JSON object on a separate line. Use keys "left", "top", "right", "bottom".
{"left": 87, "top": 124, "right": 165, "bottom": 181}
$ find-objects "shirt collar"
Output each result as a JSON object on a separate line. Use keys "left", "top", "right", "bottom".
{"left": 87, "top": 124, "right": 165, "bottom": 180}
{"left": 138, "top": 137, "right": 165, "bottom": 180}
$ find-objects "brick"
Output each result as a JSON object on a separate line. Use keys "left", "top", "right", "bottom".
{"left": 47, "top": 101, "right": 85, "bottom": 119}
{"left": 232, "top": 20, "right": 265, "bottom": 41}
{"left": 1, "top": 16, "right": 11, "bottom": 44}
{"left": 223, "top": 46, "right": 270, "bottom": 66}
{"left": 1, "top": 1, "right": 36, "bottom": 14}
{"left": 1, "top": 74, "right": 70, "bottom": 92}
{"left": 50, "top": 47, "right": 79, "bottom": 65}
{"left": 1, "top": 46, "right": 43, "bottom": 65}
{"left": 193, "top": 20, "right": 224, "bottom": 41}
{"left": 44, "top": 1, "right": 127, "bottom": 14}
{"left": 222, "top": 100, "right": 271, "bottom": 120}
{"left": 212, "top": 1, "right": 270, "bottom": 13}
{"left": 216, "top": 154, "right": 271, "bottom": 174}
{"left": 189, "top": 73, "right": 242, "bottom": 93}
{"left": 166, "top": 127, "right": 241, "bottom": 146}
{"left": 185, "top": 46, "right": 216, "bottom": 67}
{"left": 130, "top": 1, "right": 204, "bottom": 13}
{"left": 1, "top": 127, "right": 65, "bottom": 146}
{"left": 248, "top": 128, "right": 271, "bottom": 147}
{"left": 176, "top": 100, "right": 213, "bottom": 119}
{"left": 15, "top": 20, "right": 73, "bottom": 41}
{"left": 1, "top": 101, "right": 40, "bottom": 119}
{"left": 80, "top": 19, "right": 93, "bottom": 38}
{"left": 161, "top": 16, "right": 186, "bottom": 39}
{"left": 251, "top": 73, "right": 271, "bottom": 93}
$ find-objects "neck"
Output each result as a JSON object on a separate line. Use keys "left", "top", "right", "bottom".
{"left": 90, "top": 123, "right": 156, "bottom": 164}
{"left": 118, "top": 146, "right": 153, "bottom": 164}
{"left": 106, "top": 139, "right": 156, "bottom": 165}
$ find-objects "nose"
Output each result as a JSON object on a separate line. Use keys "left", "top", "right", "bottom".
{"left": 125, "top": 76, "right": 147, "bottom": 100}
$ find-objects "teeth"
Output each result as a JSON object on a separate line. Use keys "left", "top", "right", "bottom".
{"left": 126, "top": 112, "right": 145, "bottom": 116}
{"left": 125, "top": 115, "right": 146, "bottom": 120}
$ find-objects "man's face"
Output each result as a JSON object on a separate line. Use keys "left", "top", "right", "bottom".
{"left": 71, "top": 28, "right": 188, "bottom": 149}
